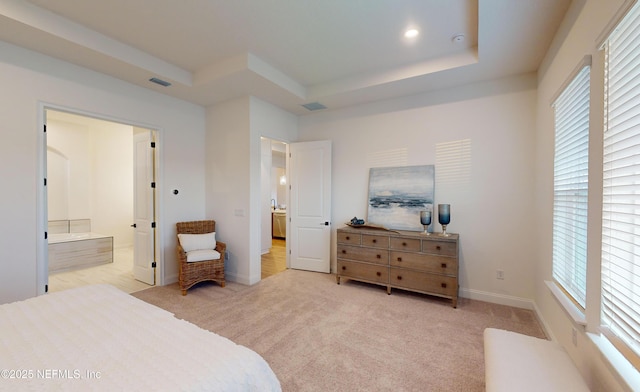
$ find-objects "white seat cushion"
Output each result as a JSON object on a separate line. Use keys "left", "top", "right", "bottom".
{"left": 178, "top": 232, "right": 216, "bottom": 252}
{"left": 186, "top": 249, "right": 221, "bottom": 262}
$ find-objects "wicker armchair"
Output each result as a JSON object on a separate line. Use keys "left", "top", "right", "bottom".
{"left": 176, "top": 220, "right": 226, "bottom": 295}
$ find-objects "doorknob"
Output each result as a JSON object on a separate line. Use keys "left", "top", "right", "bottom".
{"left": 319, "top": 221, "right": 330, "bottom": 226}
{"left": 131, "top": 223, "right": 137, "bottom": 228}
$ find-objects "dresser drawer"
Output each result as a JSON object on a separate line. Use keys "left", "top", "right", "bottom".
{"left": 390, "top": 237, "right": 421, "bottom": 252}
{"left": 338, "top": 260, "right": 388, "bottom": 284}
{"left": 337, "top": 231, "right": 361, "bottom": 245}
{"left": 389, "top": 251, "right": 456, "bottom": 275}
{"left": 337, "top": 244, "right": 389, "bottom": 265}
{"left": 422, "top": 240, "right": 457, "bottom": 256}
{"left": 390, "top": 268, "right": 457, "bottom": 297}
{"left": 361, "top": 234, "right": 389, "bottom": 249}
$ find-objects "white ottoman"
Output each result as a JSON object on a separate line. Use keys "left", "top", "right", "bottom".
{"left": 484, "top": 328, "right": 589, "bottom": 392}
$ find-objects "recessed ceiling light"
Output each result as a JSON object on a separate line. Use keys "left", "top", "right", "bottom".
{"left": 404, "top": 29, "right": 419, "bottom": 39}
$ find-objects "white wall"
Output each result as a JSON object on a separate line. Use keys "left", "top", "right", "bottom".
{"left": 534, "top": 0, "right": 630, "bottom": 390}
{"left": 0, "top": 41, "right": 206, "bottom": 304}
{"left": 299, "top": 74, "right": 539, "bottom": 306}
{"left": 273, "top": 166, "right": 286, "bottom": 206}
{"left": 206, "top": 97, "right": 252, "bottom": 283}
{"left": 206, "top": 96, "right": 297, "bottom": 285}
{"left": 47, "top": 120, "right": 92, "bottom": 220}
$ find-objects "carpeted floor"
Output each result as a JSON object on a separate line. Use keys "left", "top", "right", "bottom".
{"left": 132, "top": 269, "right": 546, "bottom": 392}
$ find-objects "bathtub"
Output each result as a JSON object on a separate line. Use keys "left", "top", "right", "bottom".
{"left": 48, "top": 220, "right": 114, "bottom": 273}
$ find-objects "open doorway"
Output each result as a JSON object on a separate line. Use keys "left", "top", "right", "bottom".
{"left": 44, "top": 109, "right": 156, "bottom": 293}
{"left": 261, "top": 138, "right": 287, "bottom": 279}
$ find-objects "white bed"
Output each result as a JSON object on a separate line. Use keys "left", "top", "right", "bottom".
{"left": 0, "top": 284, "right": 281, "bottom": 391}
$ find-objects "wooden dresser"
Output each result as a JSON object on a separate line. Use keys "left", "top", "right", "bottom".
{"left": 336, "top": 226, "right": 459, "bottom": 307}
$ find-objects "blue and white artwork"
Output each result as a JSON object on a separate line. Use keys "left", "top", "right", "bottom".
{"left": 367, "top": 165, "right": 435, "bottom": 231}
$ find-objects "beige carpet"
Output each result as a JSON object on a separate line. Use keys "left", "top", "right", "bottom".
{"left": 132, "top": 269, "right": 546, "bottom": 391}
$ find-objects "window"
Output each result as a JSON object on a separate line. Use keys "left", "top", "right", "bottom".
{"left": 601, "top": 0, "right": 640, "bottom": 368}
{"left": 552, "top": 62, "right": 591, "bottom": 309}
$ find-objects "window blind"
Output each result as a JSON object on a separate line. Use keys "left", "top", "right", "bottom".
{"left": 552, "top": 64, "right": 591, "bottom": 309}
{"left": 602, "top": 0, "right": 640, "bottom": 367}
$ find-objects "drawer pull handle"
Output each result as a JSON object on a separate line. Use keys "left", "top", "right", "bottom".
{"left": 441, "top": 283, "right": 447, "bottom": 288}
{"left": 376, "top": 254, "right": 381, "bottom": 259}
{"left": 342, "top": 250, "right": 346, "bottom": 254}
{"left": 376, "top": 272, "right": 381, "bottom": 277}
{"left": 397, "top": 276, "right": 402, "bottom": 280}
{"left": 346, "top": 236, "right": 350, "bottom": 240}
{"left": 397, "top": 257, "right": 402, "bottom": 262}
{"left": 402, "top": 242, "right": 407, "bottom": 246}
{"left": 372, "top": 239, "right": 377, "bottom": 243}
{"left": 436, "top": 245, "right": 441, "bottom": 250}
{"left": 441, "top": 263, "right": 447, "bottom": 268}
{"left": 342, "top": 266, "right": 346, "bottom": 270}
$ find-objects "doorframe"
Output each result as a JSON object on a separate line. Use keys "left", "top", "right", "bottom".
{"left": 36, "top": 102, "right": 164, "bottom": 295}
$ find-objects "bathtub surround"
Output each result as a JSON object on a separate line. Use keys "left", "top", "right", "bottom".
{"left": 49, "top": 234, "right": 113, "bottom": 273}
{"left": 47, "top": 219, "right": 113, "bottom": 273}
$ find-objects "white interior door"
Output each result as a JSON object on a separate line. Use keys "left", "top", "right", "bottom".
{"left": 289, "top": 140, "right": 331, "bottom": 273}
{"left": 133, "top": 131, "right": 155, "bottom": 285}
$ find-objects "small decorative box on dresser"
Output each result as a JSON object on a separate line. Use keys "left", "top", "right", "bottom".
{"left": 336, "top": 226, "right": 459, "bottom": 307}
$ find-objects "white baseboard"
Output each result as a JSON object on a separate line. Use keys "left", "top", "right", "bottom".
{"left": 164, "top": 273, "right": 178, "bottom": 285}
{"left": 532, "top": 301, "right": 556, "bottom": 341}
{"left": 224, "top": 271, "right": 251, "bottom": 285}
{"left": 460, "top": 288, "right": 554, "bottom": 341}
{"left": 460, "top": 288, "right": 535, "bottom": 310}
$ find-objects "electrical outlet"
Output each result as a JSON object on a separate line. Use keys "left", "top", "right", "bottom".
{"left": 496, "top": 269, "right": 505, "bottom": 280}
{"left": 572, "top": 327, "right": 577, "bottom": 346}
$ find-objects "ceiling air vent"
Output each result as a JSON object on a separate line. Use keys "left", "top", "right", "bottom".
{"left": 149, "top": 77, "right": 171, "bottom": 87}
{"left": 302, "top": 102, "right": 327, "bottom": 111}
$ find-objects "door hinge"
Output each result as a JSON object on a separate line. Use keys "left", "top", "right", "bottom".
{"left": 44, "top": 231, "right": 47, "bottom": 240}
{"left": 151, "top": 261, "right": 157, "bottom": 268}
{"left": 151, "top": 222, "right": 156, "bottom": 228}
{"left": 43, "top": 124, "right": 47, "bottom": 133}
{"left": 151, "top": 141, "right": 156, "bottom": 148}
{"left": 45, "top": 284, "right": 48, "bottom": 293}
{"left": 151, "top": 182, "right": 156, "bottom": 188}
{"left": 44, "top": 178, "right": 47, "bottom": 186}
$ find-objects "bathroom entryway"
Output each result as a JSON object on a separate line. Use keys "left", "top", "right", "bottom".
{"left": 261, "top": 238, "right": 286, "bottom": 279}
{"left": 261, "top": 138, "right": 288, "bottom": 280}
{"left": 44, "top": 109, "right": 157, "bottom": 293}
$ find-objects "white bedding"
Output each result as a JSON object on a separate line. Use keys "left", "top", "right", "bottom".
{"left": 0, "top": 284, "right": 281, "bottom": 391}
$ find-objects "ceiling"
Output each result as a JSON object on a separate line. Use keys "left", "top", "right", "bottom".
{"left": 0, "top": 0, "right": 571, "bottom": 115}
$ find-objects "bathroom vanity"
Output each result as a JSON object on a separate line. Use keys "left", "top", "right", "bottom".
{"left": 272, "top": 210, "right": 286, "bottom": 239}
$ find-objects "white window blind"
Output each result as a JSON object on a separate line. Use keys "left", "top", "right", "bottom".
{"left": 552, "top": 64, "right": 591, "bottom": 309}
{"left": 602, "top": 0, "right": 640, "bottom": 367}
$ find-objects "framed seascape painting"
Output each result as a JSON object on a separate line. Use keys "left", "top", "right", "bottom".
{"left": 367, "top": 165, "right": 435, "bottom": 231}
